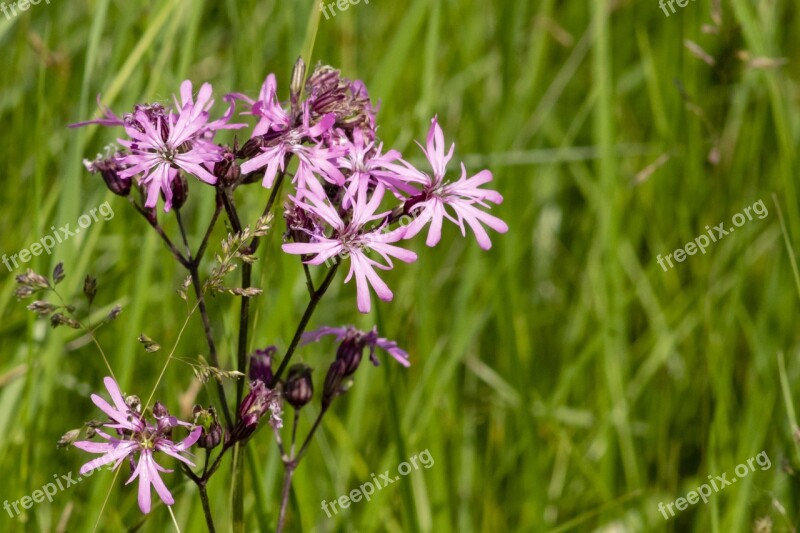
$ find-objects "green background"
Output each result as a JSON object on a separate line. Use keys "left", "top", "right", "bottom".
{"left": 1, "top": 0, "right": 799, "bottom": 531}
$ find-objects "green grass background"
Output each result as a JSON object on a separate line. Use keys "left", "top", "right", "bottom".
{"left": 1, "top": 0, "right": 800, "bottom": 531}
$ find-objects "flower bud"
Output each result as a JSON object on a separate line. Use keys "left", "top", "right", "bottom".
{"left": 336, "top": 334, "right": 364, "bottom": 377}
{"left": 290, "top": 56, "right": 306, "bottom": 111}
{"left": 284, "top": 364, "right": 313, "bottom": 409}
{"left": 192, "top": 405, "right": 223, "bottom": 449}
{"left": 152, "top": 402, "right": 169, "bottom": 419}
{"left": 214, "top": 147, "right": 240, "bottom": 187}
{"left": 166, "top": 172, "right": 189, "bottom": 210}
{"left": 153, "top": 401, "right": 179, "bottom": 436}
{"left": 322, "top": 359, "right": 347, "bottom": 409}
{"left": 84, "top": 155, "right": 131, "bottom": 196}
{"left": 249, "top": 346, "right": 276, "bottom": 385}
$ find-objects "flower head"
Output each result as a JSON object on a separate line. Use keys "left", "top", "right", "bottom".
{"left": 386, "top": 117, "right": 508, "bottom": 249}
{"left": 240, "top": 100, "right": 343, "bottom": 189}
{"left": 73, "top": 81, "right": 244, "bottom": 212}
{"left": 117, "top": 82, "right": 230, "bottom": 211}
{"left": 72, "top": 377, "right": 200, "bottom": 514}
{"left": 282, "top": 179, "right": 417, "bottom": 313}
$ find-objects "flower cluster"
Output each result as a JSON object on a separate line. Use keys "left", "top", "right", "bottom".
{"left": 66, "top": 63, "right": 508, "bottom": 528}
{"left": 74, "top": 63, "right": 507, "bottom": 313}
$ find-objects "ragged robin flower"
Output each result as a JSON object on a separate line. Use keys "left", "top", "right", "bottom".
{"left": 72, "top": 377, "right": 201, "bottom": 514}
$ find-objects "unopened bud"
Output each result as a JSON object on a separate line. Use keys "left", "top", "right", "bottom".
{"left": 168, "top": 172, "right": 189, "bottom": 210}
{"left": 322, "top": 359, "right": 347, "bottom": 409}
{"left": 249, "top": 346, "right": 276, "bottom": 385}
{"left": 284, "top": 364, "right": 313, "bottom": 409}
{"left": 84, "top": 155, "right": 131, "bottom": 197}
{"left": 290, "top": 56, "right": 306, "bottom": 109}
{"left": 214, "top": 147, "right": 240, "bottom": 187}
{"left": 192, "top": 405, "right": 223, "bottom": 449}
{"left": 336, "top": 337, "right": 364, "bottom": 377}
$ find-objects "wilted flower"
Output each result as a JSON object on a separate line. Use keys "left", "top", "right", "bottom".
{"left": 304, "top": 66, "right": 377, "bottom": 134}
{"left": 303, "top": 325, "right": 410, "bottom": 367}
{"left": 72, "top": 377, "right": 201, "bottom": 514}
{"left": 233, "top": 380, "right": 283, "bottom": 442}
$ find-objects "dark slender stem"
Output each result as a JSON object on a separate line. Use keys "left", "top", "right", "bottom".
{"left": 195, "top": 196, "right": 223, "bottom": 265}
{"left": 270, "top": 263, "right": 340, "bottom": 386}
{"left": 302, "top": 263, "right": 315, "bottom": 297}
{"left": 199, "top": 484, "right": 216, "bottom": 533}
{"left": 221, "top": 189, "right": 243, "bottom": 233}
{"left": 220, "top": 191, "right": 251, "bottom": 409}
{"left": 179, "top": 464, "right": 216, "bottom": 532}
{"left": 175, "top": 209, "right": 192, "bottom": 259}
{"left": 203, "top": 447, "right": 211, "bottom": 477}
{"left": 203, "top": 441, "right": 233, "bottom": 481}
{"left": 130, "top": 199, "right": 189, "bottom": 268}
{"left": 236, "top": 262, "right": 252, "bottom": 407}
{"left": 296, "top": 406, "right": 328, "bottom": 462}
{"left": 290, "top": 410, "right": 299, "bottom": 457}
{"left": 272, "top": 423, "right": 288, "bottom": 461}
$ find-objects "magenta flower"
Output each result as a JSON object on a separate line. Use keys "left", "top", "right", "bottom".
{"left": 69, "top": 94, "right": 125, "bottom": 128}
{"left": 117, "top": 81, "right": 229, "bottom": 211}
{"left": 240, "top": 73, "right": 292, "bottom": 137}
{"left": 240, "top": 102, "right": 344, "bottom": 189}
{"left": 386, "top": 117, "right": 508, "bottom": 249}
{"left": 282, "top": 179, "right": 417, "bottom": 313}
{"left": 73, "top": 377, "right": 201, "bottom": 514}
{"left": 335, "top": 127, "right": 411, "bottom": 204}
{"left": 303, "top": 325, "right": 410, "bottom": 367}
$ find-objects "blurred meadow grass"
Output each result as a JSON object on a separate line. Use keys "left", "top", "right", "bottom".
{"left": 1, "top": 0, "right": 800, "bottom": 531}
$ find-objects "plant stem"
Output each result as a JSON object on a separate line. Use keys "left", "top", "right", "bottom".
{"left": 198, "top": 484, "right": 216, "bottom": 533}
{"left": 296, "top": 406, "right": 328, "bottom": 462}
{"left": 130, "top": 198, "right": 190, "bottom": 268}
{"left": 270, "top": 263, "right": 340, "bottom": 386}
{"left": 195, "top": 195, "right": 223, "bottom": 265}
{"left": 175, "top": 208, "right": 192, "bottom": 258}
{"left": 276, "top": 408, "right": 323, "bottom": 532}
